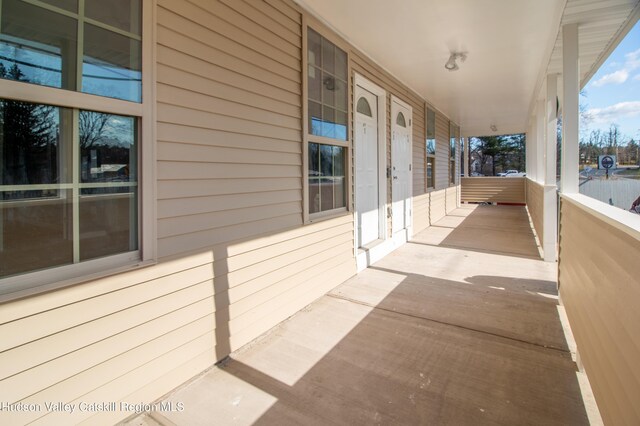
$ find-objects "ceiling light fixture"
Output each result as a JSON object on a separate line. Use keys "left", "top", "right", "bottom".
{"left": 490, "top": 124, "right": 498, "bottom": 132}
{"left": 445, "top": 52, "right": 467, "bottom": 71}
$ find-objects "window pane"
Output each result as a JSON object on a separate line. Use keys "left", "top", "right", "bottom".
{"left": 80, "top": 187, "right": 137, "bottom": 261}
{"left": 426, "top": 109, "right": 435, "bottom": 139}
{"left": 322, "top": 38, "right": 335, "bottom": 75}
{"left": 0, "top": 0, "right": 77, "bottom": 90}
{"left": 309, "top": 178, "right": 320, "bottom": 214}
{"left": 335, "top": 47, "right": 347, "bottom": 80}
{"left": 309, "top": 101, "right": 322, "bottom": 136}
{"left": 357, "top": 97, "right": 372, "bottom": 117}
{"left": 85, "top": 0, "right": 141, "bottom": 35}
{"left": 308, "top": 28, "right": 321, "bottom": 68}
{"left": 427, "top": 158, "right": 434, "bottom": 188}
{"left": 335, "top": 110, "right": 347, "bottom": 141}
{"left": 1, "top": 190, "right": 74, "bottom": 278}
{"left": 308, "top": 66, "right": 321, "bottom": 102}
{"left": 40, "top": 0, "right": 78, "bottom": 12}
{"left": 309, "top": 143, "right": 345, "bottom": 214}
{"left": 83, "top": 24, "right": 142, "bottom": 102}
{"left": 321, "top": 71, "right": 335, "bottom": 108}
{"left": 79, "top": 111, "right": 137, "bottom": 183}
{"left": 335, "top": 79, "right": 347, "bottom": 112}
{"left": 1, "top": 100, "right": 71, "bottom": 185}
{"left": 396, "top": 112, "right": 406, "bottom": 127}
{"left": 320, "top": 177, "right": 334, "bottom": 211}
{"left": 322, "top": 105, "right": 336, "bottom": 139}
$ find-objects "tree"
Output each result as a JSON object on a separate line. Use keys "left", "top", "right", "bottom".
{"left": 471, "top": 134, "right": 526, "bottom": 176}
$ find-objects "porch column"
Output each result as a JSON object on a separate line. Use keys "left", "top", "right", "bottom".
{"left": 529, "top": 119, "right": 538, "bottom": 181}
{"left": 464, "top": 137, "right": 470, "bottom": 177}
{"left": 562, "top": 23, "right": 580, "bottom": 193}
{"left": 543, "top": 74, "right": 558, "bottom": 262}
{"left": 536, "top": 100, "right": 545, "bottom": 183}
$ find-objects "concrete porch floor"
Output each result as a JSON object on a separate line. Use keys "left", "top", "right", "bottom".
{"left": 127, "top": 205, "right": 601, "bottom": 426}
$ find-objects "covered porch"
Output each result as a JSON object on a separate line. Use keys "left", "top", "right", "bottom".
{"left": 128, "top": 205, "right": 599, "bottom": 426}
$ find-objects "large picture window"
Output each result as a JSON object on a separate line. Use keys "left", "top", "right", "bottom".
{"left": 307, "top": 27, "right": 348, "bottom": 217}
{"left": 449, "top": 122, "right": 457, "bottom": 185}
{"left": 0, "top": 0, "right": 143, "bottom": 287}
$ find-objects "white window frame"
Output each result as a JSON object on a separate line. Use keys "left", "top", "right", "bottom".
{"left": 0, "top": 0, "right": 156, "bottom": 301}
{"left": 425, "top": 106, "right": 436, "bottom": 190}
{"left": 302, "top": 17, "right": 352, "bottom": 223}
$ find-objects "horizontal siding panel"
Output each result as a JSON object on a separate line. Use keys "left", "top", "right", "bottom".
{"left": 224, "top": 231, "right": 353, "bottom": 289}
{"left": 435, "top": 112, "right": 450, "bottom": 190}
{"left": 227, "top": 245, "right": 354, "bottom": 320}
{"left": 446, "top": 187, "right": 458, "bottom": 213}
{"left": 157, "top": 4, "right": 301, "bottom": 77}
{"left": 157, "top": 141, "right": 301, "bottom": 166}
{"left": 0, "top": 276, "right": 214, "bottom": 380}
{"left": 21, "top": 332, "right": 216, "bottom": 426}
{"left": 461, "top": 177, "right": 526, "bottom": 203}
{"left": 1, "top": 300, "right": 213, "bottom": 403}
{"left": 157, "top": 46, "right": 300, "bottom": 106}
{"left": 157, "top": 64, "right": 301, "bottom": 118}
{"left": 158, "top": 214, "right": 303, "bottom": 258}
{"left": 158, "top": 177, "right": 301, "bottom": 200}
{"left": 244, "top": 0, "right": 301, "bottom": 36}
{"left": 157, "top": 122, "right": 300, "bottom": 154}
{"left": 265, "top": 0, "right": 301, "bottom": 24}
{"left": 559, "top": 198, "right": 640, "bottom": 425}
{"left": 157, "top": 84, "right": 301, "bottom": 130}
{"left": 157, "top": 104, "right": 301, "bottom": 142}
{"left": 156, "top": 26, "right": 299, "bottom": 95}
{"left": 228, "top": 257, "right": 356, "bottom": 349}
{"left": 158, "top": 201, "right": 302, "bottom": 238}
{"left": 227, "top": 240, "right": 353, "bottom": 305}
{"left": 157, "top": 161, "right": 300, "bottom": 180}
{"left": 413, "top": 193, "right": 430, "bottom": 233}
{"left": 182, "top": 0, "right": 301, "bottom": 62}
{"left": 159, "top": 189, "right": 301, "bottom": 218}
{"left": 430, "top": 189, "right": 446, "bottom": 224}
{"left": 526, "top": 179, "right": 544, "bottom": 246}
{"left": 218, "top": 221, "right": 353, "bottom": 276}
{"left": 217, "top": 0, "right": 301, "bottom": 48}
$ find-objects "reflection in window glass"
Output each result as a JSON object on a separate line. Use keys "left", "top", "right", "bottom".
{"left": 0, "top": 0, "right": 142, "bottom": 103}
{"left": 308, "top": 143, "right": 346, "bottom": 214}
{"left": 0, "top": 99, "right": 139, "bottom": 278}
{"left": 357, "top": 97, "right": 372, "bottom": 117}
{"left": 83, "top": 24, "right": 142, "bottom": 102}
{"left": 427, "top": 157, "right": 435, "bottom": 189}
{"left": 307, "top": 28, "right": 347, "bottom": 141}
{"left": 426, "top": 108, "right": 436, "bottom": 155}
{"left": 396, "top": 112, "right": 406, "bottom": 127}
{"left": 0, "top": 0, "right": 77, "bottom": 90}
{"left": 86, "top": 0, "right": 141, "bottom": 35}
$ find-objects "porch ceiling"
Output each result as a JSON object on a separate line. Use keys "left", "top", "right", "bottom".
{"left": 294, "top": 0, "right": 640, "bottom": 137}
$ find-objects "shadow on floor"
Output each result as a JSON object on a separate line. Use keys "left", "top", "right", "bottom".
{"left": 210, "top": 273, "right": 586, "bottom": 426}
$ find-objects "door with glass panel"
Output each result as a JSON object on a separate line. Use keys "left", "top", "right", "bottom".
{"left": 391, "top": 99, "right": 412, "bottom": 236}
{"left": 355, "top": 86, "right": 380, "bottom": 247}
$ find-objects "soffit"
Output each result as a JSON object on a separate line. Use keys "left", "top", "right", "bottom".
{"left": 294, "top": 0, "right": 640, "bottom": 137}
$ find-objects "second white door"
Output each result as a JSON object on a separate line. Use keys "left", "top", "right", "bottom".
{"left": 391, "top": 99, "right": 412, "bottom": 236}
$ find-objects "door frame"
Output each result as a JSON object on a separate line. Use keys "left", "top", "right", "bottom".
{"left": 353, "top": 74, "right": 387, "bottom": 271}
{"left": 391, "top": 95, "right": 413, "bottom": 243}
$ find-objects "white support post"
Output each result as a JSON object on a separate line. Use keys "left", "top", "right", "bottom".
{"left": 544, "top": 74, "right": 558, "bottom": 262}
{"left": 530, "top": 120, "right": 537, "bottom": 181}
{"left": 562, "top": 23, "right": 580, "bottom": 193}
{"left": 464, "top": 137, "right": 470, "bottom": 177}
{"left": 536, "top": 100, "right": 545, "bottom": 183}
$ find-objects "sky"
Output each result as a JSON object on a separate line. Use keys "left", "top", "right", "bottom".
{"left": 582, "top": 20, "right": 640, "bottom": 141}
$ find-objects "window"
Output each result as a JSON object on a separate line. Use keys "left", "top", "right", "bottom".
{"left": 426, "top": 108, "right": 436, "bottom": 189}
{"left": 306, "top": 28, "right": 348, "bottom": 217}
{"left": 449, "top": 122, "right": 458, "bottom": 185}
{"left": 0, "top": 0, "right": 146, "bottom": 289}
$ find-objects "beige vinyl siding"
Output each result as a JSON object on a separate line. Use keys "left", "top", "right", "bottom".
{"left": 413, "top": 193, "right": 430, "bottom": 233}
{"left": 460, "top": 177, "right": 526, "bottom": 204}
{"left": 558, "top": 196, "right": 640, "bottom": 426}
{"left": 525, "top": 179, "right": 544, "bottom": 247}
{"left": 0, "top": 1, "right": 358, "bottom": 424}
{"left": 445, "top": 186, "right": 458, "bottom": 214}
{"left": 429, "top": 189, "right": 447, "bottom": 224}
{"left": 434, "top": 111, "right": 450, "bottom": 190}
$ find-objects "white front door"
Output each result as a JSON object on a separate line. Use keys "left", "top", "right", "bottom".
{"left": 392, "top": 99, "right": 412, "bottom": 237}
{"left": 355, "top": 86, "right": 379, "bottom": 247}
